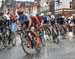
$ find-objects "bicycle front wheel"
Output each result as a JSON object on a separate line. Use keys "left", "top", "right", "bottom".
{"left": 21, "top": 31, "right": 41, "bottom": 55}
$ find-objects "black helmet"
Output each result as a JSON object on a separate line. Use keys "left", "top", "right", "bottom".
{"left": 17, "top": 11, "right": 23, "bottom": 15}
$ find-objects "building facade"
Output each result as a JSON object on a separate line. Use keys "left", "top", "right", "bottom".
{"left": 36, "top": 0, "right": 55, "bottom": 14}
{"left": 55, "top": 0, "right": 72, "bottom": 10}
{"left": 39, "top": 0, "right": 49, "bottom": 13}
{"left": 55, "top": 0, "right": 72, "bottom": 16}
{"left": 72, "top": 0, "right": 75, "bottom": 13}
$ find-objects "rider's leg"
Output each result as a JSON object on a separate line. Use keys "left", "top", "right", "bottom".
{"left": 31, "top": 27, "right": 40, "bottom": 45}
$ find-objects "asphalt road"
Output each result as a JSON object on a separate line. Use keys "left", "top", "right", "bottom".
{"left": 0, "top": 32, "right": 75, "bottom": 59}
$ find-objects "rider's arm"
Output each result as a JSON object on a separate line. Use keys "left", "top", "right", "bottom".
{"left": 16, "top": 17, "right": 20, "bottom": 23}
{"left": 25, "top": 14, "right": 32, "bottom": 27}
{"left": 16, "top": 17, "right": 21, "bottom": 29}
{"left": 28, "top": 17, "right": 32, "bottom": 27}
{"left": 40, "top": 19, "right": 44, "bottom": 26}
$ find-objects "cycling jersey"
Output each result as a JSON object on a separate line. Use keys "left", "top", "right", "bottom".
{"left": 0, "top": 20, "right": 4, "bottom": 32}
{"left": 9, "top": 17, "right": 17, "bottom": 32}
{"left": 50, "top": 15, "right": 55, "bottom": 25}
{"left": 56, "top": 18, "right": 65, "bottom": 24}
{"left": 50, "top": 18, "right": 55, "bottom": 25}
{"left": 9, "top": 22, "right": 17, "bottom": 32}
{"left": 0, "top": 18, "right": 9, "bottom": 32}
{"left": 17, "top": 14, "right": 28, "bottom": 21}
{"left": 17, "top": 13, "right": 29, "bottom": 28}
{"left": 4, "top": 14, "right": 10, "bottom": 20}
{"left": 72, "top": 19, "right": 75, "bottom": 24}
{"left": 41, "top": 16, "right": 48, "bottom": 24}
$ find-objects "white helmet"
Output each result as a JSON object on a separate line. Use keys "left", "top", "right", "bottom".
{"left": 68, "top": 17, "right": 71, "bottom": 19}
{"left": 62, "top": 16, "right": 65, "bottom": 18}
{"left": 51, "top": 15, "right": 55, "bottom": 19}
{"left": 40, "top": 13, "right": 44, "bottom": 16}
{"left": 71, "top": 16, "right": 73, "bottom": 19}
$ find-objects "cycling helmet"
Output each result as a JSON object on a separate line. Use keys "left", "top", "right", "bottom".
{"left": 40, "top": 13, "right": 44, "bottom": 16}
{"left": 62, "top": 16, "right": 65, "bottom": 18}
{"left": 51, "top": 15, "right": 55, "bottom": 19}
{"left": 17, "top": 10, "right": 23, "bottom": 15}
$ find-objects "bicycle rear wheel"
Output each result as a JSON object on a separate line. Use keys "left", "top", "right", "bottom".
{"left": 36, "top": 27, "right": 45, "bottom": 46}
{"left": 44, "top": 26, "right": 51, "bottom": 40}
{"left": 51, "top": 27, "right": 59, "bottom": 44}
{"left": 60, "top": 29, "right": 65, "bottom": 39}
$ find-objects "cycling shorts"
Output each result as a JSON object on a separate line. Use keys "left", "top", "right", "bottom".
{"left": 20, "top": 21, "right": 29, "bottom": 28}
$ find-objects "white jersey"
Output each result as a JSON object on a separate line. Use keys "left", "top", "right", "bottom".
{"left": 4, "top": 14, "right": 10, "bottom": 20}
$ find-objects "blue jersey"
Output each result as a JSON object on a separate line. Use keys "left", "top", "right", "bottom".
{"left": 9, "top": 22, "right": 17, "bottom": 32}
{"left": 42, "top": 16, "right": 48, "bottom": 24}
{"left": 17, "top": 13, "right": 29, "bottom": 22}
{"left": 0, "top": 18, "right": 9, "bottom": 32}
{"left": 17, "top": 13, "right": 30, "bottom": 28}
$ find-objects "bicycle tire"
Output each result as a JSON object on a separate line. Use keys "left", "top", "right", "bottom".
{"left": 44, "top": 26, "right": 52, "bottom": 40}
{"left": 35, "top": 27, "right": 45, "bottom": 47}
{"left": 9, "top": 32, "right": 16, "bottom": 46}
{"left": 51, "top": 27, "right": 59, "bottom": 43}
{"left": 3, "top": 34, "right": 9, "bottom": 48}
{"left": 21, "top": 30, "right": 41, "bottom": 54}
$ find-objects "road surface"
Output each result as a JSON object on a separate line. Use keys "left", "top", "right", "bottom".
{"left": 0, "top": 32, "right": 75, "bottom": 59}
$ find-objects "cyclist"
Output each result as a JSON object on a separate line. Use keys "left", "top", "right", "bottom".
{"left": 31, "top": 14, "right": 41, "bottom": 28}
{"left": 17, "top": 10, "right": 32, "bottom": 30}
{"left": 62, "top": 16, "right": 67, "bottom": 33}
{"left": 4, "top": 12, "right": 10, "bottom": 20}
{"left": 50, "top": 15, "right": 56, "bottom": 27}
{"left": 0, "top": 11, "right": 5, "bottom": 33}
{"left": 56, "top": 15, "right": 64, "bottom": 25}
{"left": 72, "top": 14, "right": 75, "bottom": 24}
{"left": 40, "top": 13, "right": 49, "bottom": 27}
{"left": 30, "top": 14, "right": 43, "bottom": 45}
{"left": 0, "top": 11, "right": 9, "bottom": 32}
{"left": 72, "top": 14, "right": 75, "bottom": 34}
{"left": 56, "top": 14, "right": 65, "bottom": 35}
{"left": 17, "top": 11, "right": 40, "bottom": 47}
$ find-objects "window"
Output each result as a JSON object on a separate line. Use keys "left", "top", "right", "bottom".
{"left": 70, "top": 2, "right": 72, "bottom": 8}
